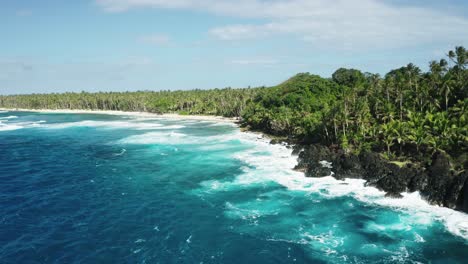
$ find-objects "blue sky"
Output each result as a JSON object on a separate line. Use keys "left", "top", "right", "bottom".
{"left": 0, "top": 0, "right": 467, "bottom": 94}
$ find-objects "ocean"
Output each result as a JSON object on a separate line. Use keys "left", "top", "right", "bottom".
{"left": 1, "top": 111, "right": 467, "bottom": 263}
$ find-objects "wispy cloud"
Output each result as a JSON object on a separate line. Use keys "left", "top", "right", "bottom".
{"left": 230, "top": 58, "right": 278, "bottom": 66}
{"left": 138, "top": 34, "right": 171, "bottom": 45}
{"left": 96, "top": 0, "right": 468, "bottom": 50}
{"left": 210, "top": 25, "right": 266, "bottom": 40}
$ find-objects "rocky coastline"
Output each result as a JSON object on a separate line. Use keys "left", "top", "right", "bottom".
{"left": 288, "top": 143, "right": 468, "bottom": 214}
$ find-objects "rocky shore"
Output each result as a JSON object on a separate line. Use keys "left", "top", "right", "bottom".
{"left": 290, "top": 144, "right": 468, "bottom": 213}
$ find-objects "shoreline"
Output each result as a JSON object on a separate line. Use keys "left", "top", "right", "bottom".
{"left": 0, "top": 108, "right": 239, "bottom": 123}
{"left": 2, "top": 107, "right": 468, "bottom": 240}
{"left": 235, "top": 126, "right": 468, "bottom": 241}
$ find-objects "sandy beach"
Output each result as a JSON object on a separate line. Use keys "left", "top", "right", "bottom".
{"left": 0, "top": 108, "right": 239, "bottom": 123}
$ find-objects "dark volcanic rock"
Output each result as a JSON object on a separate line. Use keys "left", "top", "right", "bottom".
{"left": 270, "top": 139, "right": 278, "bottom": 145}
{"left": 358, "top": 152, "right": 391, "bottom": 183}
{"left": 294, "top": 144, "right": 334, "bottom": 177}
{"left": 333, "top": 153, "right": 364, "bottom": 180}
{"left": 373, "top": 164, "right": 410, "bottom": 194}
{"left": 459, "top": 176, "right": 468, "bottom": 212}
{"left": 422, "top": 152, "right": 454, "bottom": 206}
{"left": 407, "top": 165, "right": 428, "bottom": 192}
{"left": 429, "top": 151, "right": 451, "bottom": 178}
{"left": 356, "top": 153, "right": 412, "bottom": 195}
{"left": 445, "top": 172, "right": 468, "bottom": 209}
{"left": 295, "top": 145, "right": 468, "bottom": 214}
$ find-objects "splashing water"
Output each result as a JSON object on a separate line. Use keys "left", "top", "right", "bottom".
{"left": 0, "top": 111, "right": 467, "bottom": 263}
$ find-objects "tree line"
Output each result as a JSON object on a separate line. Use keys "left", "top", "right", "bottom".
{"left": 0, "top": 88, "right": 265, "bottom": 118}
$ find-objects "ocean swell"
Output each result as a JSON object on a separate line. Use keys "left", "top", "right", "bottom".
{"left": 247, "top": 135, "right": 468, "bottom": 241}
{"left": 119, "top": 121, "right": 468, "bottom": 241}
{"left": 190, "top": 128, "right": 468, "bottom": 242}
{"left": 4, "top": 113, "right": 468, "bottom": 243}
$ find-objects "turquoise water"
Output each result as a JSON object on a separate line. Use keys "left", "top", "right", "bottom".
{"left": 1, "top": 111, "right": 467, "bottom": 263}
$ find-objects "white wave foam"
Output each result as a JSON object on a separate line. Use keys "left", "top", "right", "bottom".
{"left": 119, "top": 131, "right": 189, "bottom": 145}
{"left": 0, "top": 116, "right": 18, "bottom": 120}
{"left": 119, "top": 129, "right": 243, "bottom": 146}
{"left": 373, "top": 192, "right": 468, "bottom": 240}
{"left": 114, "top": 149, "right": 127, "bottom": 156}
{"left": 0, "top": 120, "right": 45, "bottom": 132}
{"left": 319, "top": 160, "right": 333, "bottom": 169}
{"left": 44, "top": 120, "right": 185, "bottom": 131}
{"left": 0, "top": 114, "right": 190, "bottom": 132}
{"left": 197, "top": 129, "right": 468, "bottom": 241}
{"left": 132, "top": 117, "right": 214, "bottom": 124}
{"left": 121, "top": 121, "right": 468, "bottom": 242}
{"left": 206, "top": 122, "right": 238, "bottom": 127}
{"left": 0, "top": 123, "right": 23, "bottom": 131}
{"left": 35, "top": 114, "right": 466, "bottom": 241}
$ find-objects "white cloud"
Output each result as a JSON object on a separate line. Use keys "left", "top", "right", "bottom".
{"left": 138, "top": 34, "right": 170, "bottom": 45}
{"left": 96, "top": 0, "right": 468, "bottom": 50}
{"left": 210, "top": 24, "right": 267, "bottom": 40}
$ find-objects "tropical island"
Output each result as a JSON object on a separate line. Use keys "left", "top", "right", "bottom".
{"left": 1, "top": 46, "right": 467, "bottom": 213}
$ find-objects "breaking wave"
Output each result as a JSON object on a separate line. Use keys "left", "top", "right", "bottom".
{"left": 193, "top": 129, "right": 468, "bottom": 241}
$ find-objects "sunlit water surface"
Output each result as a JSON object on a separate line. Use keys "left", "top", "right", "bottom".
{"left": 1, "top": 111, "right": 467, "bottom": 263}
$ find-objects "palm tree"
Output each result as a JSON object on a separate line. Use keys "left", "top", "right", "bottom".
{"left": 440, "top": 72, "right": 455, "bottom": 111}
{"left": 406, "top": 111, "right": 426, "bottom": 154}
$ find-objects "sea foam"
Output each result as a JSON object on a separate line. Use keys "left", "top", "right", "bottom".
{"left": 68, "top": 116, "right": 468, "bottom": 241}
{"left": 0, "top": 116, "right": 18, "bottom": 120}
{"left": 119, "top": 131, "right": 188, "bottom": 145}
{"left": 0, "top": 123, "right": 23, "bottom": 131}
{"left": 236, "top": 132, "right": 468, "bottom": 241}
{"left": 45, "top": 120, "right": 172, "bottom": 130}
{"left": 189, "top": 128, "right": 468, "bottom": 241}
{"left": 10, "top": 113, "right": 468, "bottom": 241}
{"left": 0, "top": 120, "right": 45, "bottom": 132}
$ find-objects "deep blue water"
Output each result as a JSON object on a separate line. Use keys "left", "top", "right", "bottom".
{"left": 1, "top": 111, "right": 467, "bottom": 263}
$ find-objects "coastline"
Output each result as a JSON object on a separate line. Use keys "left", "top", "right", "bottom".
{"left": 0, "top": 108, "right": 239, "bottom": 123}
{"left": 2, "top": 107, "right": 468, "bottom": 241}
{"left": 236, "top": 126, "right": 468, "bottom": 241}
{"left": 4, "top": 107, "right": 467, "bottom": 216}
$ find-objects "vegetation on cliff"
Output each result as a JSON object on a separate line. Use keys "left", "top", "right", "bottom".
{"left": 242, "top": 46, "right": 467, "bottom": 168}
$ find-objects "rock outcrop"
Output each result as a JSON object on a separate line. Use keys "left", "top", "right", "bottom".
{"left": 294, "top": 144, "right": 468, "bottom": 213}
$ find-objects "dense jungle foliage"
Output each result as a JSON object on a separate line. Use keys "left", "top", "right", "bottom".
{"left": 1, "top": 46, "right": 466, "bottom": 164}
{"left": 242, "top": 46, "right": 467, "bottom": 165}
